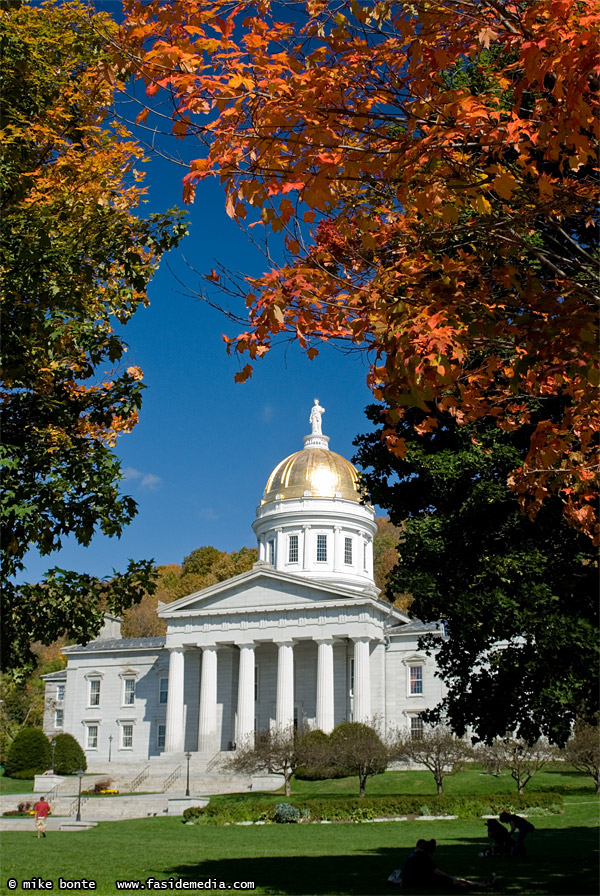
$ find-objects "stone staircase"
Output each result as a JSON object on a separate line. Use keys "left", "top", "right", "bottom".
{"left": 1, "top": 754, "right": 283, "bottom": 825}
{"left": 85, "top": 751, "right": 263, "bottom": 796}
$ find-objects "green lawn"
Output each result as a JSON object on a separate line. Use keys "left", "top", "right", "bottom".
{"left": 1, "top": 767, "right": 598, "bottom": 896}
{"left": 0, "top": 771, "right": 33, "bottom": 796}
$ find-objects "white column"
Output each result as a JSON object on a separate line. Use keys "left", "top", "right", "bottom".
{"left": 333, "top": 527, "right": 342, "bottom": 572}
{"left": 198, "top": 645, "right": 218, "bottom": 753}
{"left": 316, "top": 639, "right": 335, "bottom": 733}
{"left": 353, "top": 637, "right": 371, "bottom": 723}
{"left": 236, "top": 642, "right": 256, "bottom": 747}
{"left": 165, "top": 647, "right": 185, "bottom": 752}
{"left": 302, "top": 525, "right": 311, "bottom": 570}
{"left": 275, "top": 527, "right": 283, "bottom": 570}
{"left": 275, "top": 641, "right": 294, "bottom": 731}
{"left": 258, "top": 539, "right": 265, "bottom": 562}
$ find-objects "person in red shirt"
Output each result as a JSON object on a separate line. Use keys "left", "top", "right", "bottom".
{"left": 34, "top": 797, "right": 50, "bottom": 838}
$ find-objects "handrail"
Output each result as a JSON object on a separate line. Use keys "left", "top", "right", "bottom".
{"left": 206, "top": 751, "right": 224, "bottom": 773}
{"left": 68, "top": 795, "right": 89, "bottom": 816}
{"left": 162, "top": 765, "right": 182, "bottom": 792}
{"left": 128, "top": 765, "right": 150, "bottom": 793}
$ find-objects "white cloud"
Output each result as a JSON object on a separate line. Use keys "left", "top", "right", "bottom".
{"left": 123, "top": 467, "right": 162, "bottom": 491}
{"left": 261, "top": 404, "right": 274, "bottom": 423}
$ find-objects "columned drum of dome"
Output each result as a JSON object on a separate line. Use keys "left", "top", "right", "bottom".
{"left": 253, "top": 401, "right": 377, "bottom": 591}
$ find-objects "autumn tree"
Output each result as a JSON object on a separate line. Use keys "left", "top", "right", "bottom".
{"left": 120, "top": 0, "right": 599, "bottom": 540}
{"left": 1, "top": 0, "right": 187, "bottom": 671}
{"left": 354, "top": 401, "right": 598, "bottom": 745}
{"left": 121, "top": 546, "right": 257, "bottom": 637}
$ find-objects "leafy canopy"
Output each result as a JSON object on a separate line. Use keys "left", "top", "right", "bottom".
{"left": 120, "top": 0, "right": 599, "bottom": 540}
{"left": 0, "top": 0, "right": 187, "bottom": 671}
{"left": 354, "top": 400, "right": 599, "bottom": 746}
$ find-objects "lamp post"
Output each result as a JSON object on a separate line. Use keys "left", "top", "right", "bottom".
{"left": 51, "top": 738, "right": 57, "bottom": 773}
{"left": 185, "top": 752, "right": 192, "bottom": 797}
{"left": 75, "top": 768, "right": 84, "bottom": 822}
{"left": 108, "top": 734, "right": 113, "bottom": 763}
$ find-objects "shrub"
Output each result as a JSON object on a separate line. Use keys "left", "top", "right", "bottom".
{"left": 4, "top": 729, "right": 50, "bottom": 778}
{"left": 10, "top": 768, "right": 40, "bottom": 780}
{"left": 295, "top": 729, "right": 345, "bottom": 781}
{"left": 53, "top": 733, "right": 86, "bottom": 775}
{"left": 274, "top": 802, "right": 301, "bottom": 823}
{"left": 183, "top": 806, "right": 207, "bottom": 822}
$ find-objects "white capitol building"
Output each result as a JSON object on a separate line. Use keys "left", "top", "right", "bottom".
{"left": 43, "top": 402, "right": 445, "bottom": 767}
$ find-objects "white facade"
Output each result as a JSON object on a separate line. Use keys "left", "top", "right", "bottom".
{"left": 44, "top": 404, "right": 446, "bottom": 764}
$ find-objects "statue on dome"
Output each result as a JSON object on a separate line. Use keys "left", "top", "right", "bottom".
{"left": 309, "top": 398, "right": 325, "bottom": 434}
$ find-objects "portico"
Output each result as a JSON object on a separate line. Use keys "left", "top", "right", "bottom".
{"left": 161, "top": 563, "right": 396, "bottom": 753}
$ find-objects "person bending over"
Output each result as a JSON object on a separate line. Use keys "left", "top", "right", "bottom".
{"left": 498, "top": 811, "right": 535, "bottom": 857}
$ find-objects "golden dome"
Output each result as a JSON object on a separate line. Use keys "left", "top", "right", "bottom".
{"left": 261, "top": 448, "right": 363, "bottom": 504}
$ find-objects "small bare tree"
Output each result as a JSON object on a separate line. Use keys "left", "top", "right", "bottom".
{"left": 562, "top": 721, "right": 600, "bottom": 793}
{"left": 224, "top": 727, "right": 300, "bottom": 797}
{"left": 494, "top": 738, "right": 556, "bottom": 793}
{"left": 394, "top": 726, "right": 471, "bottom": 795}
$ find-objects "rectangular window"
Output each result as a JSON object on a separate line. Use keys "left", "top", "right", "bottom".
{"left": 349, "top": 658, "right": 355, "bottom": 697}
{"left": 344, "top": 537, "right": 353, "bottom": 565}
{"left": 121, "top": 724, "right": 133, "bottom": 749}
{"left": 89, "top": 680, "right": 100, "bottom": 707}
{"left": 363, "top": 542, "right": 368, "bottom": 570}
{"left": 316, "top": 534, "right": 327, "bottom": 562}
{"left": 254, "top": 665, "right": 260, "bottom": 702}
{"left": 54, "top": 709, "right": 64, "bottom": 728}
{"left": 268, "top": 540, "right": 275, "bottom": 565}
{"left": 56, "top": 684, "right": 65, "bottom": 702}
{"left": 409, "top": 665, "right": 423, "bottom": 695}
{"left": 410, "top": 716, "right": 424, "bottom": 740}
{"left": 123, "top": 678, "right": 136, "bottom": 706}
{"left": 157, "top": 724, "right": 166, "bottom": 752}
{"left": 86, "top": 725, "right": 98, "bottom": 749}
{"left": 288, "top": 534, "right": 299, "bottom": 563}
{"left": 159, "top": 678, "right": 168, "bottom": 705}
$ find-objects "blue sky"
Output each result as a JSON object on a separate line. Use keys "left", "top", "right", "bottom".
{"left": 20, "top": 115, "right": 379, "bottom": 583}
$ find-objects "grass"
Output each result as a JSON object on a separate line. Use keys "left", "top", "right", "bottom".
{"left": 1, "top": 767, "right": 598, "bottom": 896}
{"left": 0, "top": 771, "right": 33, "bottom": 796}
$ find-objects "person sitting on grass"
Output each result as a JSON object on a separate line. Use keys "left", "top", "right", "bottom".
{"left": 401, "top": 839, "right": 497, "bottom": 891}
{"left": 480, "top": 819, "right": 514, "bottom": 856}
{"left": 498, "top": 811, "right": 535, "bottom": 857}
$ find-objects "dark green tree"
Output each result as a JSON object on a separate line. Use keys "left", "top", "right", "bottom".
{"left": 354, "top": 401, "right": 598, "bottom": 746}
{"left": 53, "top": 733, "right": 87, "bottom": 776}
{"left": 1, "top": 1, "right": 187, "bottom": 672}
{"left": 4, "top": 727, "right": 51, "bottom": 778}
{"left": 329, "top": 722, "right": 388, "bottom": 797}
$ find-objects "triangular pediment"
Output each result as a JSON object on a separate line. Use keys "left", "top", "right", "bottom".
{"left": 159, "top": 563, "right": 407, "bottom": 623}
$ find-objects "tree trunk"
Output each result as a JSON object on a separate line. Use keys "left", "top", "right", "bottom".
{"left": 436, "top": 777, "right": 444, "bottom": 795}
{"left": 285, "top": 773, "right": 291, "bottom": 797}
{"left": 359, "top": 775, "right": 366, "bottom": 798}
{"left": 517, "top": 780, "right": 524, "bottom": 793}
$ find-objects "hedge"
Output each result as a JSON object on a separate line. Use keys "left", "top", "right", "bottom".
{"left": 183, "top": 791, "right": 562, "bottom": 825}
